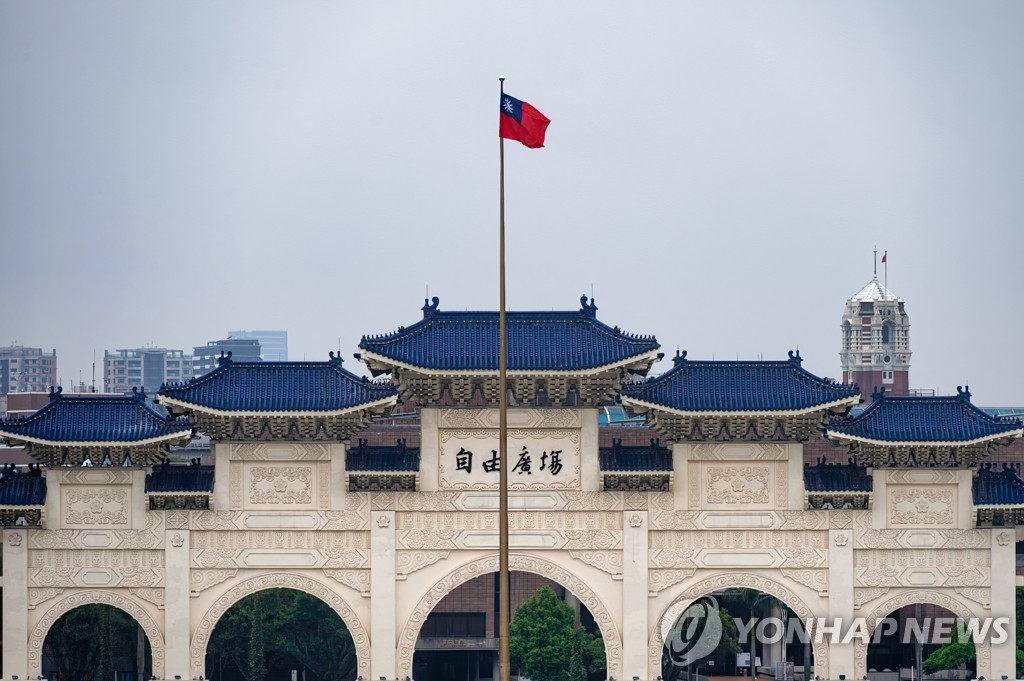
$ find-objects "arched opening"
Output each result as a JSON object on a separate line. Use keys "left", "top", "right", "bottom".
{"left": 881, "top": 321, "right": 894, "bottom": 345}
{"left": 42, "top": 604, "right": 153, "bottom": 681}
{"left": 660, "top": 588, "right": 816, "bottom": 681}
{"left": 412, "top": 571, "right": 607, "bottom": 681}
{"left": 866, "top": 603, "right": 973, "bottom": 681}
{"left": 205, "top": 588, "right": 357, "bottom": 681}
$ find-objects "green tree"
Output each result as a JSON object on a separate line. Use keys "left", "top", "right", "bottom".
{"left": 510, "top": 586, "right": 604, "bottom": 681}
{"left": 247, "top": 592, "right": 268, "bottom": 681}
{"left": 43, "top": 604, "right": 151, "bottom": 681}
{"left": 922, "top": 624, "right": 975, "bottom": 675}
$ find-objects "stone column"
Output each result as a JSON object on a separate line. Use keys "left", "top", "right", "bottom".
{"left": 371, "top": 510, "right": 396, "bottom": 678}
{"left": 212, "top": 442, "right": 232, "bottom": 511}
{"left": 580, "top": 409, "right": 600, "bottom": 492}
{"left": 3, "top": 529, "right": 29, "bottom": 678}
{"left": 989, "top": 528, "right": 1016, "bottom": 679}
{"left": 165, "top": 528, "right": 191, "bottom": 678}
{"left": 827, "top": 528, "right": 854, "bottom": 680}
{"left": 622, "top": 510, "right": 649, "bottom": 678}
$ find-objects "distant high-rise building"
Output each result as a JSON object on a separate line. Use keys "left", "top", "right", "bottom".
{"left": 228, "top": 330, "right": 287, "bottom": 361}
{"left": 839, "top": 271, "right": 911, "bottom": 401}
{"left": 0, "top": 346, "right": 58, "bottom": 394}
{"left": 104, "top": 347, "right": 193, "bottom": 394}
{"left": 193, "top": 338, "right": 262, "bottom": 376}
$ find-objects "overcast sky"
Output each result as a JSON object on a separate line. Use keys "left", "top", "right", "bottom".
{"left": 1, "top": 2, "right": 1022, "bottom": 404}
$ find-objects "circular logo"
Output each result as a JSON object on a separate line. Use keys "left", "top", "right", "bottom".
{"left": 664, "top": 596, "right": 724, "bottom": 668}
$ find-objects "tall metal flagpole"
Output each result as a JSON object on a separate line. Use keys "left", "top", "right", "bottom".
{"left": 497, "top": 76, "right": 511, "bottom": 681}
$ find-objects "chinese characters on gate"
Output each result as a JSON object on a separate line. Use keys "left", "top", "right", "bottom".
{"left": 454, "top": 445, "right": 563, "bottom": 477}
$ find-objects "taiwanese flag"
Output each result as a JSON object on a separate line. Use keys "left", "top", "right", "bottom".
{"left": 499, "top": 93, "right": 550, "bottom": 148}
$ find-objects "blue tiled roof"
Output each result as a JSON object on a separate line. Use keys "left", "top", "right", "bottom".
{"left": 827, "top": 387, "right": 1024, "bottom": 444}
{"left": 346, "top": 439, "right": 420, "bottom": 472}
{"left": 0, "top": 388, "right": 192, "bottom": 445}
{"left": 357, "top": 296, "right": 660, "bottom": 373}
{"left": 599, "top": 438, "right": 672, "bottom": 471}
{"left": 145, "top": 462, "right": 215, "bottom": 493}
{"left": 973, "top": 463, "right": 1024, "bottom": 506}
{"left": 159, "top": 353, "right": 397, "bottom": 413}
{"left": 0, "top": 470, "right": 46, "bottom": 506}
{"left": 620, "top": 351, "right": 859, "bottom": 413}
{"left": 804, "top": 460, "right": 873, "bottom": 492}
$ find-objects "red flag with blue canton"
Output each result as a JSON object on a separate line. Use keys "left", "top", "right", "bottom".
{"left": 499, "top": 93, "right": 550, "bottom": 148}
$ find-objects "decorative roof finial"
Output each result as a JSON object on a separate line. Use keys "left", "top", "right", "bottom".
{"left": 328, "top": 351, "right": 343, "bottom": 367}
{"left": 579, "top": 295, "right": 597, "bottom": 317}
{"left": 48, "top": 385, "right": 63, "bottom": 401}
{"left": 871, "top": 386, "right": 886, "bottom": 401}
{"left": 788, "top": 349, "right": 802, "bottom": 366}
{"left": 421, "top": 296, "right": 440, "bottom": 319}
{"left": 217, "top": 350, "right": 233, "bottom": 367}
{"left": 957, "top": 385, "right": 972, "bottom": 401}
{"left": 673, "top": 349, "right": 687, "bottom": 367}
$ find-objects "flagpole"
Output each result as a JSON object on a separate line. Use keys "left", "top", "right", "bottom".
{"left": 884, "top": 250, "right": 888, "bottom": 294}
{"left": 497, "top": 75, "right": 511, "bottom": 681}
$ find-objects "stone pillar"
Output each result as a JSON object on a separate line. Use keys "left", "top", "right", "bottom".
{"left": 165, "top": 528, "right": 191, "bottom": 678}
{"left": 371, "top": 510, "right": 396, "bottom": 678}
{"left": 212, "top": 442, "right": 231, "bottom": 511}
{"left": 3, "top": 529, "right": 29, "bottom": 678}
{"left": 420, "top": 408, "right": 440, "bottom": 492}
{"left": 989, "top": 528, "right": 1016, "bottom": 679}
{"left": 622, "top": 510, "right": 649, "bottom": 678}
{"left": 580, "top": 408, "right": 600, "bottom": 492}
{"left": 330, "top": 442, "right": 347, "bottom": 510}
{"left": 827, "top": 528, "right": 854, "bottom": 680}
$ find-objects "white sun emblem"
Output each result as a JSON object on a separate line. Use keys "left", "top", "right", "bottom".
{"left": 502, "top": 98, "right": 515, "bottom": 114}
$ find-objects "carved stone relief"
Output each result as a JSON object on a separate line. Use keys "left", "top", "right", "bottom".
{"left": 779, "top": 568, "right": 828, "bottom": 594}
{"left": 27, "top": 588, "right": 65, "bottom": 609}
{"left": 323, "top": 569, "right": 370, "bottom": 595}
{"left": 231, "top": 443, "right": 330, "bottom": 461}
{"left": 705, "top": 465, "right": 772, "bottom": 505}
{"left": 887, "top": 486, "right": 956, "bottom": 527}
{"left": 248, "top": 465, "right": 314, "bottom": 506}
{"left": 647, "top": 568, "right": 696, "bottom": 594}
{"left": 853, "top": 587, "right": 890, "bottom": 609}
{"left": 690, "top": 443, "right": 788, "bottom": 460}
{"left": 190, "top": 569, "right": 238, "bottom": 595}
{"left": 568, "top": 550, "right": 624, "bottom": 577}
{"left": 396, "top": 551, "right": 451, "bottom": 577}
{"left": 62, "top": 487, "right": 130, "bottom": 528}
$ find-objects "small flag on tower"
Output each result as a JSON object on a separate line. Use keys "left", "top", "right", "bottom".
{"left": 881, "top": 252, "right": 887, "bottom": 264}
{"left": 499, "top": 93, "right": 550, "bottom": 149}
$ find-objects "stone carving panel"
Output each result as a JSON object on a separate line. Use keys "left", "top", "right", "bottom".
{"left": 396, "top": 551, "right": 451, "bottom": 577}
{"left": 191, "top": 569, "right": 238, "bottom": 595}
{"left": 704, "top": 465, "right": 772, "bottom": 506}
{"left": 323, "top": 569, "right": 370, "bottom": 595}
{"left": 396, "top": 554, "right": 622, "bottom": 679}
{"left": 780, "top": 568, "right": 828, "bottom": 594}
{"left": 648, "top": 568, "right": 696, "bottom": 594}
{"left": 568, "top": 550, "right": 623, "bottom": 577}
{"left": 29, "top": 591, "right": 165, "bottom": 677}
{"left": 887, "top": 486, "right": 956, "bottom": 527}
{"left": 438, "top": 407, "right": 581, "bottom": 429}
{"left": 248, "top": 465, "right": 314, "bottom": 506}
{"left": 27, "top": 587, "right": 65, "bottom": 609}
{"left": 30, "top": 567, "right": 163, "bottom": 588}
{"left": 690, "top": 443, "right": 788, "bottom": 460}
{"left": 62, "top": 487, "right": 130, "bottom": 528}
{"left": 30, "top": 514, "right": 165, "bottom": 550}
{"left": 231, "top": 443, "right": 330, "bottom": 461}
{"left": 188, "top": 508, "right": 368, "bottom": 531}
{"left": 190, "top": 573, "right": 370, "bottom": 678}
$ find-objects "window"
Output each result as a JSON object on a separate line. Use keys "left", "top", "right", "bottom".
{"left": 420, "top": 612, "right": 487, "bottom": 638}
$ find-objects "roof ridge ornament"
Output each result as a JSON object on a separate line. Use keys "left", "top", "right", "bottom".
{"left": 328, "top": 351, "right": 344, "bottom": 367}
{"left": 217, "top": 350, "right": 233, "bottom": 367}
{"left": 672, "top": 349, "right": 687, "bottom": 367}
{"left": 131, "top": 386, "right": 147, "bottom": 401}
{"left": 579, "top": 294, "right": 597, "bottom": 317}
{"left": 48, "top": 385, "right": 63, "bottom": 402}
{"left": 422, "top": 296, "right": 440, "bottom": 319}
{"left": 871, "top": 386, "right": 887, "bottom": 401}
{"left": 957, "top": 384, "right": 972, "bottom": 401}
{"left": 788, "top": 349, "right": 803, "bottom": 366}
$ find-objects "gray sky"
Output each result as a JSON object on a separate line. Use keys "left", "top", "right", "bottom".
{"left": 2, "top": 2, "right": 1022, "bottom": 404}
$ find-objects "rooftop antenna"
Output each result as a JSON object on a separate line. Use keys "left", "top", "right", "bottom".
{"left": 92, "top": 350, "right": 96, "bottom": 393}
{"left": 873, "top": 245, "right": 877, "bottom": 278}
{"left": 590, "top": 282, "right": 594, "bottom": 300}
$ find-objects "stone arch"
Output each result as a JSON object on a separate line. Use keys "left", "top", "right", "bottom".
{"left": 190, "top": 572, "right": 370, "bottom": 679}
{"left": 854, "top": 590, "right": 990, "bottom": 679}
{"left": 29, "top": 590, "right": 165, "bottom": 677}
{"left": 648, "top": 572, "right": 831, "bottom": 681}
{"left": 396, "top": 553, "right": 623, "bottom": 679}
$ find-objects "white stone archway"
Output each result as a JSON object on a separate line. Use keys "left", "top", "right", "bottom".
{"left": 649, "top": 573, "right": 831, "bottom": 681}
{"left": 29, "top": 590, "right": 166, "bottom": 678}
{"left": 396, "top": 553, "right": 624, "bottom": 679}
{"left": 854, "top": 590, "right": 991, "bottom": 679}
{"left": 189, "top": 572, "right": 371, "bottom": 679}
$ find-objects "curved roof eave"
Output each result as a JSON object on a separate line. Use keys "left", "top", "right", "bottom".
{"left": 358, "top": 347, "right": 662, "bottom": 377}
{"left": 0, "top": 429, "right": 192, "bottom": 449}
{"left": 824, "top": 427, "right": 1024, "bottom": 449}
{"left": 621, "top": 393, "right": 861, "bottom": 418}
{"left": 156, "top": 393, "right": 397, "bottom": 418}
